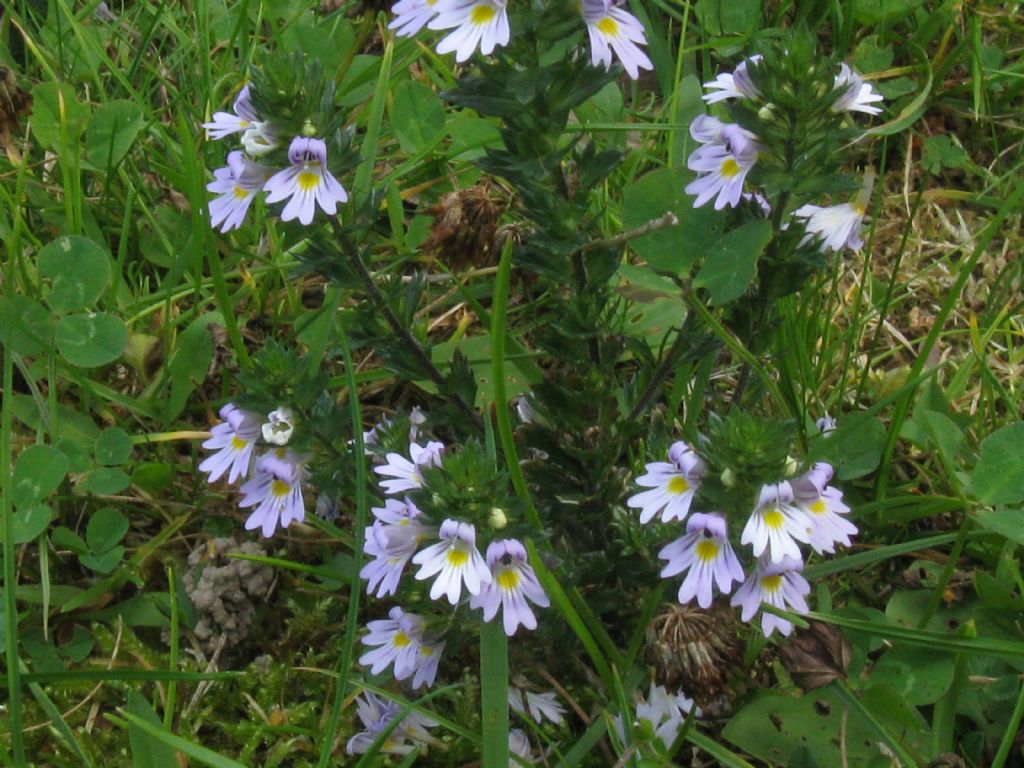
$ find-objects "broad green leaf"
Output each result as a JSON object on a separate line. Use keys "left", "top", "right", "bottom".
{"left": 973, "top": 508, "right": 1024, "bottom": 547}
{"left": 29, "top": 81, "right": 90, "bottom": 150}
{"left": 95, "top": 427, "right": 133, "bottom": 466}
{"left": 127, "top": 691, "right": 178, "bottom": 768}
{"left": 131, "top": 463, "right": 173, "bottom": 495}
{"left": 56, "top": 312, "right": 128, "bottom": 367}
{"left": 37, "top": 236, "right": 111, "bottom": 314}
{"left": 84, "top": 99, "right": 145, "bottom": 170}
{"left": 621, "top": 167, "right": 722, "bottom": 275}
{"left": 167, "top": 315, "right": 215, "bottom": 420}
{"left": 0, "top": 295, "right": 53, "bottom": 356}
{"left": 614, "top": 263, "right": 686, "bottom": 339}
{"left": 77, "top": 467, "right": 132, "bottom": 495}
{"left": 79, "top": 546, "right": 125, "bottom": 574}
{"left": 86, "top": 507, "right": 129, "bottom": 553}
{"left": 391, "top": 80, "right": 446, "bottom": 155}
{"left": 693, "top": 220, "right": 772, "bottom": 306}
{"left": 868, "top": 646, "right": 954, "bottom": 704}
{"left": 810, "top": 413, "right": 887, "bottom": 480}
{"left": 11, "top": 444, "right": 69, "bottom": 509}
{"left": 8, "top": 505, "right": 55, "bottom": 544}
{"left": 51, "top": 526, "right": 89, "bottom": 556}
{"left": 969, "top": 423, "right": 1024, "bottom": 505}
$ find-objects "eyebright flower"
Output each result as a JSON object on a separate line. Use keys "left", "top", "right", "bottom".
{"left": 238, "top": 450, "right": 307, "bottom": 537}
{"left": 794, "top": 168, "right": 875, "bottom": 253}
{"left": 614, "top": 684, "right": 700, "bottom": 749}
{"left": 832, "top": 63, "right": 884, "bottom": 115}
{"left": 791, "top": 463, "right": 856, "bottom": 555}
{"left": 471, "top": 539, "right": 550, "bottom": 636}
{"left": 389, "top": 0, "right": 442, "bottom": 36}
{"left": 202, "top": 85, "right": 258, "bottom": 140}
{"left": 509, "top": 729, "right": 534, "bottom": 765}
{"left": 263, "top": 137, "right": 348, "bottom": 225}
{"left": 684, "top": 116, "right": 762, "bottom": 210}
{"left": 262, "top": 407, "right": 296, "bottom": 446}
{"left": 659, "top": 512, "right": 744, "bottom": 609}
{"left": 358, "top": 606, "right": 425, "bottom": 680}
{"left": 740, "top": 482, "right": 812, "bottom": 564}
{"left": 412, "top": 519, "right": 491, "bottom": 604}
{"left": 411, "top": 635, "right": 445, "bottom": 689}
{"left": 508, "top": 688, "right": 566, "bottom": 725}
{"left": 345, "top": 691, "right": 438, "bottom": 755}
{"left": 361, "top": 498, "right": 432, "bottom": 598}
{"left": 199, "top": 403, "right": 263, "bottom": 484}
{"left": 627, "top": 441, "right": 705, "bottom": 525}
{"left": 731, "top": 555, "right": 810, "bottom": 637}
{"left": 429, "top": 0, "right": 510, "bottom": 63}
{"left": 816, "top": 414, "right": 838, "bottom": 436}
{"left": 579, "top": 0, "right": 653, "bottom": 80}
{"left": 374, "top": 441, "right": 445, "bottom": 494}
{"left": 240, "top": 122, "right": 278, "bottom": 157}
{"left": 701, "top": 56, "right": 762, "bottom": 103}
{"left": 206, "top": 151, "right": 273, "bottom": 233}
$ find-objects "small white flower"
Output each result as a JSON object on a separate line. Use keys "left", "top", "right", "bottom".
{"left": 411, "top": 635, "right": 445, "bottom": 689}
{"left": 262, "top": 407, "right": 296, "bottom": 446}
{"left": 791, "top": 462, "right": 856, "bottom": 555}
{"left": 238, "top": 450, "right": 307, "bottom": 537}
{"left": 701, "top": 56, "right": 762, "bottom": 103}
{"left": 740, "top": 482, "right": 812, "bottom": 564}
{"left": 389, "top": 0, "right": 443, "bottom": 36}
{"left": 360, "top": 498, "right": 433, "bottom": 598}
{"left": 508, "top": 688, "right": 565, "bottom": 725}
{"left": 206, "top": 151, "right": 273, "bottom": 233}
{"left": 263, "top": 137, "right": 348, "bottom": 226}
{"left": 684, "top": 116, "right": 762, "bottom": 210}
{"left": 345, "top": 691, "right": 438, "bottom": 755}
{"left": 659, "top": 512, "right": 744, "bottom": 608}
{"left": 202, "top": 85, "right": 258, "bottom": 140}
{"left": 374, "top": 441, "right": 445, "bottom": 494}
{"left": 731, "top": 555, "right": 810, "bottom": 637}
{"left": 614, "top": 683, "right": 701, "bottom": 750}
{"left": 198, "top": 403, "right": 263, "bottom": 484}
{"left": 240, "top": 122, "right": 279, "bottom": 156}
{"left": 832, "top": 63, "right": 884, "bottom": 115}
{"left": 508, "top": 729, "right": 535, "bottom": 766}
{"left": 358, "top": 606, "right": 425, "bottom": 680}
{"left": 412, "top": 519, "right": 492, "bottom": 604}
{"left": 794, "top": 168, "right": 875, "bottom": 253}
{"left": 471, "top": 539, "right": 550, "bottom": 635}
{"left": 429, "top": 0, "right": 510, "bottom": 63}
{"left": 579, "top": 0, "right": 653, "bottom": 80}
{"left": 626, "top": 441, "right": 706, "bottom": 524}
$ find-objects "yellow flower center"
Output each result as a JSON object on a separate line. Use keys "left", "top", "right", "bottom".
{"left": 470, "top": 4, "right": 496, "bottom": 24}
{"left": 232, "top": 185, "right": 249, "bottom": 199}
{"left": 446, "top": 548, "right": 469, "bottom": 567}
{"left": 231, "top": 436, "right": 249, "bottom": 450}
{"left": 667, "top": 476, "right": 689, "bottom": 495}
{"left": 720, "top": 158, "right": 741, "bottom": 177}
{"left": 809, "top": 499, "right": 827, "bottom": 515}
{"left": 271, "top": 479, "right": 290, "bottom": 498}
{"left": 597, "top": 17, "right": 619, "bottom": 36}
{"left": 497, "top": 569, "right": 520, "bottom": 591}
{"left": 763, "top": 508, "right": 784, "bottom": 529}
{"left": 695, "top": 539, "right": 720, "bottom": 563}
{"left": 297, "top": 170, "right": 320, "bottom": 191}
{"left": 393, "top": 631, "right": 411, "bottom": 648}
{"left": 761, "top": 574, "right": 782, "bottom": 593}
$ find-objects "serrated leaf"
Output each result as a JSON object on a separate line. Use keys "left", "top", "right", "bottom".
{"left": 12, "top": 444, "right": 69, "bottom": 509}
{"left": 969, "top": 423, "right": 1024, "bottom": 505}
{"left": 693, "top": 220, "right": 772, "bottom": 306}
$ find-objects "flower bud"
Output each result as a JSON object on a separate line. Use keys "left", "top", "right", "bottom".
{"left": 720, "top": 468, "right": 735, "bottom": 488}
{"left": 488, "top": 507, "right": 508, "bottom": 530}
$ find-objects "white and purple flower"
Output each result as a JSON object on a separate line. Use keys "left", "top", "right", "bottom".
{"left": 374, "top": 441, "right": 445, "bottom": 495}
{"left": 740, "top": 482, "right": 812, "bottom": 564}
{"left": 471, "top": 539, "right": 550, "bottom": 636}
{"left": 358, "top": 606, "right": 426, "bottom": 680}
{"left": 701, "top": 56, "right": 762, "bottom": 103}
{"left": 360, "top": 498, "right": 432, "bottom": 598}
{"left": 791, "top": 462, "right": 856, "bottom": 555}
{"left": 412, "top": 519, "right": 491, "bottom": 604}
{"left": 659, "top": 512, "right": 744, "bottom": 608}
{"left": 237, "top": 449, "right": 307, "bottom": 537}
{"left": 345, "top": 690, "right": 438, "bottom": 755}
{"left": 198, "top": 403, "right": 263, "bottom": 484}
{"left": 832, "top": 63, "right": 884, "bottom": 115}
{"left": 429, "top": 0, "right": 510, "bottom": 63}
{"left": 202, "top": 85, "right": 259, "bottom": 140}
{"left": 579, "top": 0, "right": 653, "bottom": 80}
{"left": 684, "top": 115, "right": 762, "bottom": 210}
{"left": 206, "top": 151, "right": 273, "bottom": 233}
{"left": 627, "top": 441, "right": 706, "bottom": 525}
{"left": 731, "top": 555, "right": 810, "bottom": 637}
{"left": 263, "top": 137, "right": 348, "bottom": 226}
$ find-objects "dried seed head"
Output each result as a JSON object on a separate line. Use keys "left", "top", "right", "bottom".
{"left": 644, "top": 602, "right": 743, "bottom": 709}
{"left": 422, "top": 185, "right": 504, "bottom": 271}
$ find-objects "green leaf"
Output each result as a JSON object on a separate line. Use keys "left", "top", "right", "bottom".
{"left": 693, "top": 220, "right": 772, "bottom": 306}
{"left": 621, "top": 167, "right": 722, "bottom": 276}
{"left": 0, "top": 295, "right": 53, "bottom": 356}
{"left": 614, "top": 263, "right": 687, "bottom": 339}
{"left": 973, "top": 508, "right": 1024, "bottom": 547}
{"left": 391, "top": 80, "right": 446, "bottom": 155}
{"left": 11, "top": 505, "right": 54, "bottom": 544}
{"left": 29, "top": 81, "right": 90, "bottom": 150}
{"left": 970, "top": 423, "right": 1024, "bottom": 505}
{"left": 167, "top": 315, "right": 214, "bottom": 421}
{"left": 56, "top": 312, "right": 128, "bottom": 367}
{"left": 810, "top": 413, "right": 887, "bottom": 480}
{"left": 77, "top": 467, "right": 132, "bottom": 495}
{"left": 79, "top": 545, "right": 125, "bottom": 574}
{"left": 131, "top": 463, "right": 173, "bottom": 495}
{"left": 108, "top": 711, "right": 251, "bottom": 768}
{"left": 95, "top": 427, "right": 133, "bottom": 466}
{"left": 127, "top": 691, "right": 179, "bottom": 768}
{"left": 921, "top": 135, "right": 967, "bottom": 174}
{"left": 51, "top": 526, "right": 89, "bottom": 556}
{"left": 37, "top": 236, "right": 111, "bottom": 314}
{"left": 11, "top": 444, "right": 69, "bottom": 509}
{"left": 84, "top": 99, "right": 145, "bottom": 170}
{"left": 868, "top": 646, "right": 954, "bottom": 705}
{"left": 86, "top": 507, "right": 129, "bottom": 553}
